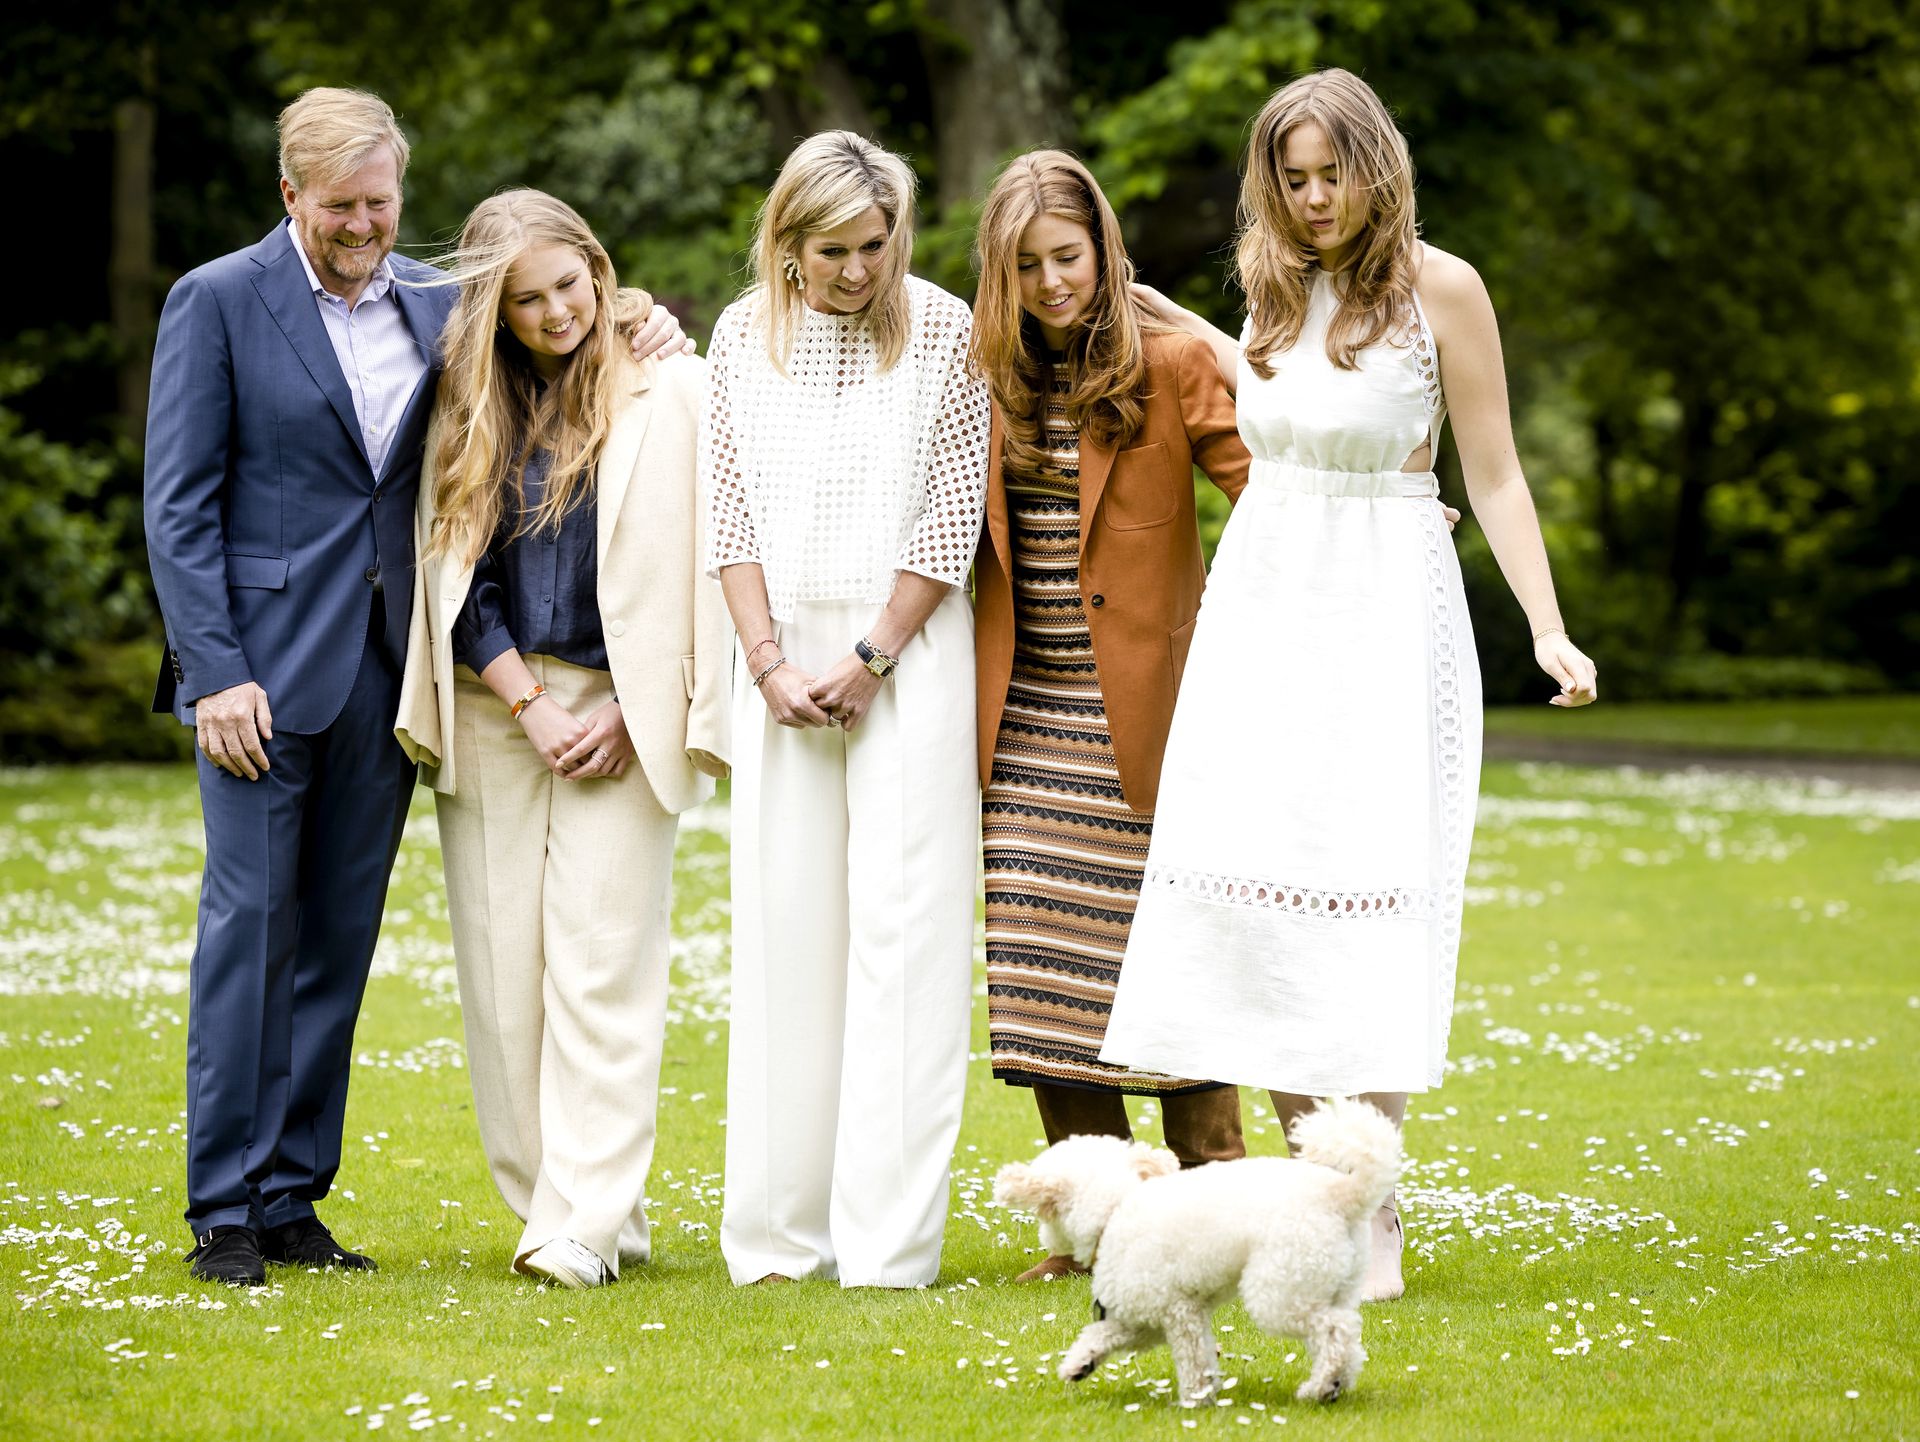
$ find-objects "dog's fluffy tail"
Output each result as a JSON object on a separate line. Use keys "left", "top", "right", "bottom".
{"left": 1288, "top": 1098, "right": 1403, "bottom": 1220}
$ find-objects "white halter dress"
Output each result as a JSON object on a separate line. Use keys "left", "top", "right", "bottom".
{"left": 1100, "top": 271, "right": 1482, "bottom": 1094}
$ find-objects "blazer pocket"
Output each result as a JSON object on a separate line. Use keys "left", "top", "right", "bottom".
{"left": 681, "top": 654, "right": 696, "bottom": 700}
{"left": 224, "top": 553, "right": 289, "bottom": 589}
{"left": 1169, "top": 616, "right": 1198, "bottom": 691}
{"left": 1101, "top": 442, "right": 1178, "bottom": 531}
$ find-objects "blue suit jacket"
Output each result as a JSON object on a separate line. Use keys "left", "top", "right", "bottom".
{"left": 144, "top": 223, "right": 455, "bottom": 734}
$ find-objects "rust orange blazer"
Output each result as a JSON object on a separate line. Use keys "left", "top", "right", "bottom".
{"left": 975, "top": 330, "right": 1251, "bottom": 813}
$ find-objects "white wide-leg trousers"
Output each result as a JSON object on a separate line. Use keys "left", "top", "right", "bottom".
{"left": 436, "top": 655, "right": 679, "bottom": 1277}
{"left": 720, "top": 593, "right": 978, "bottom": 1287}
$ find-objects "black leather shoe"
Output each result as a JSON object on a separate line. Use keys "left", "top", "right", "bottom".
{"left": 263, "top": 1216, "right": 378, "bottom": 1272}
{"left": 187, "top": 1225, "right": 265, "bottom": 1286}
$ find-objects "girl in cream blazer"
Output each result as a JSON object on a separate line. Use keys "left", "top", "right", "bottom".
{"left": 394, "top": 190, "right": 728, "bottom": 1289}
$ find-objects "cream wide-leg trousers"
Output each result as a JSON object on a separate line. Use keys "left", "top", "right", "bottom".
{"left": 436, "top": 655, "right": 679, "bottom": 1277}
{"left": 720, "top": 593, "right": 979, "bottom": 1288}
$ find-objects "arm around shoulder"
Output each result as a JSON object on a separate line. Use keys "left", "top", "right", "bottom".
{"left": 1171, "top": 333, "right": 1251, "bottom": 504}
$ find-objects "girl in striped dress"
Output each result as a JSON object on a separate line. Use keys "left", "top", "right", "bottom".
{"left": 970, "top": 152, "right": 1253, "bottom": 1281}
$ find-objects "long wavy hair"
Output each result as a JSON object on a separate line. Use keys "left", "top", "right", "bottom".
{"left": 972, "top": 150, "right": 1159, "bottom": 476}
{"left": 1234, "top": 68, "right": 1420, "bottom": 378}
{"left": 750, "top": 130, "right": 917, "bottom": 374}
{"left": 425, "top": 190, "right": 649, "bottom": 567}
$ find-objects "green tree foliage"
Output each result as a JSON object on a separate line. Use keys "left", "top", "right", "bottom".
{"left": 1, "top": 2, "right": 1914, "bottom": 758}
{"left": 0, "top": 341, "right": 188, "bottom": 762}
{"left": 1090, "top": 0, "right": 1920, "bottom": 700}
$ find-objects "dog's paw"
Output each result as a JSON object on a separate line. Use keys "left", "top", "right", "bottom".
{"left": 1295, "top": 1376, "right": 1343, "bottom": 1404}
{"left": 1058, "top": 1348, "right": 1099, "bottom": 1384}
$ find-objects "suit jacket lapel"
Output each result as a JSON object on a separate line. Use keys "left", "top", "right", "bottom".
{"left": 984, "top": 409, "right": 1012, "bottom": 575}
{"left": 250, "top": 224, "right": 371, "bottom": 468}
{"left": 1077, "top": 428, "right": 1117, "bottom": 552}
{"left": 596, "top": 363, "right": 656, "bottom": 559}
{"left": 377, "top": 278, "right": 443, "bottom": 485}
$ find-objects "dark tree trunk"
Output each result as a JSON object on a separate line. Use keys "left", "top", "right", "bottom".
{"left": 762, "top": 51, "right": 880, "bottom": 153}
{"left": 918, "top": 0, "right": 1072, "bottom": 210}
{"left": 110, "top": 57, "right": 156, "bottom": 446}
{"left": 1591, "top": 410, "right": 1617, "bottom": 572}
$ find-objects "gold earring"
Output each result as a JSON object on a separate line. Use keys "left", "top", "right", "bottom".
{"left": 781, "top": 255, "right": 803, "bottom": 287}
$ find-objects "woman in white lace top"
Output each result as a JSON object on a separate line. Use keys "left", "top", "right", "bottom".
{"left": 702, "top": 131, "right": 990, "bottom": 1289}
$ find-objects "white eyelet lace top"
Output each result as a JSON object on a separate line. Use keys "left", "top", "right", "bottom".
{"left": 700, "top": 275, "right": 991, "bottom": 620}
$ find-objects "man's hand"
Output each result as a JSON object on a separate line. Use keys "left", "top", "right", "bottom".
{"left": 629, "top": 302, "right": 697, "bottom": 363}
{"left": 196, "top": 682, "right": 274, "bottom": 780}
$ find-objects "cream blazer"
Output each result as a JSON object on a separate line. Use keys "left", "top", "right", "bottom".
{"left": 394, "top": 352, "right": 730, "bottom": 812}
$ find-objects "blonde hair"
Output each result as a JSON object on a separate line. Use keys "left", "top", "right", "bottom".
{"left": 277, "top": 87, "right": 412, "bottom": 192}
{"left": 972, "top": 150, "right": 1161, "bottom": 477}
{"left": 1234, "top": 68, "right": 1419, "bottom": 377}
{"left": 425, "top": 190, "right": 651, "bottom": 567}
{"left": 750, "top": 131, "right": 917, "bottom": 373}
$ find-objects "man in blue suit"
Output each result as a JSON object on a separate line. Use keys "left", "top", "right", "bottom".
{"left": 145, "top": 88, "right": 454, "bottom": 1285}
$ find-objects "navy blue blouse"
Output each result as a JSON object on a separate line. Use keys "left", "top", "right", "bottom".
{"left": 452, "top": 449, "right": 609, "bottom": 674}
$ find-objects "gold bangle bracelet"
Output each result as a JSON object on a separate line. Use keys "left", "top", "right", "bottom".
{"left": 509, "top": 682, "right": 547, "bottom": 719}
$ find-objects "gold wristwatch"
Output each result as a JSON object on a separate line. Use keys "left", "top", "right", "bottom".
{"left": 855, "top": 637, "right": 898, "bottom": 678}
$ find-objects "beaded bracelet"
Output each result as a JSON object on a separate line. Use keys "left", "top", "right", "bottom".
{"left": 509, "top": 682, "right": 547, "bottom": 719}
{"left": 745, "top": 637, "right": 780, "bottom": 664}
{"left": 1531, "top": 624, "right": 1569, "bottom": 643}
{"left": 751, "top": 656, "right": 788, "bottom": 689}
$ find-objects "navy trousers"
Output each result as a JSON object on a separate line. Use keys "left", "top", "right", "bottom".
{"left": 183, "top": 606, "right": 414, "bottom": 1234}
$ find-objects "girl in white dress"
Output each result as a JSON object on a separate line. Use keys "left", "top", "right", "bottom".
{"left": 704, "top": 132, "right": 991, "bottom": 1288}
{"left": 1102, "top": 69, "right": 1597, "bottom": 1300}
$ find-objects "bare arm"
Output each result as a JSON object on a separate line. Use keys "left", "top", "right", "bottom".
{"left": 1131, "top": 282, "right": 1240, "bottom": 395}
{"left": 720, "top": 562, "right": 830, "bottom": 729}
{"left": 1422, "top": 247, "right": 1597, "bottom": 707}
{"left": 472, "top": 647, "right": 602, "bottom": 773}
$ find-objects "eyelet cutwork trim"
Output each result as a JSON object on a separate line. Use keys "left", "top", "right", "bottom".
{"left": 1415, "top": 499, "right": 1470, "bottom": 1071}
{"left": 1408, "top": 296, "right": 1441, "bottom": 418}
{"left": 1143, "top": 864, "right": 1434, "bottom": 920}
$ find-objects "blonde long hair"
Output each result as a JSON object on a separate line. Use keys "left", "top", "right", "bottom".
{"left": 751, "top": 131, "right": 917, "bottom": 373}
{"left": 1234, "top": 68, "right": 1419, "bottom": 378}
{"left": 426, "top": 190, "right": 649, "bottom": 567}
{"left": 972, "top": 150, "right": 1160, "bottom": 476}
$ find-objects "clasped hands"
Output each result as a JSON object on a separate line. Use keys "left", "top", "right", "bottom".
{"left": 759, "top": 653, "right": 883, "bottom": 733}
{"left": 520, "top": 695, "right": 635, "bottom": 778}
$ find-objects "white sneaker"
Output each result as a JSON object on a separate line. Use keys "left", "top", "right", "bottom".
{"left": 519, "top": 1238, "right": 610, "bottom": 1289}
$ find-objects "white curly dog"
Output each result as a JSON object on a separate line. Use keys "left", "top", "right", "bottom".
{"left": 993, "top": 1097, "right": 1402, "bottom": 1404}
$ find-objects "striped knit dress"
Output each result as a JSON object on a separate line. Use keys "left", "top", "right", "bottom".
{"left": 983, "top": 363, "right": 1207, "bottom": 1095}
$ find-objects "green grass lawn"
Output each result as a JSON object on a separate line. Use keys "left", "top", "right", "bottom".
{"left": 1483, "top": 694, "right": 1920, "bottom": 758}
{"left": 2, "top": 761, "right": 1916, "bottom": 1440}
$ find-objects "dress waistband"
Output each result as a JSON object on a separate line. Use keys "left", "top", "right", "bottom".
{"left": 1247, "top": 457, "right": 1439, "bottom": 500}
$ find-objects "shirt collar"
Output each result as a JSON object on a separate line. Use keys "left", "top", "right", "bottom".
{"left": 285, "top": 217, "right": 395, "bottom": 306}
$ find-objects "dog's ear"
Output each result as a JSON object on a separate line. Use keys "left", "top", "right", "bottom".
{"left": 1128, "top": 1142, "right": 1180, "bottom": 1182}
{"left": 994, "top": 1162, "right": 1069, "bottom": 1219}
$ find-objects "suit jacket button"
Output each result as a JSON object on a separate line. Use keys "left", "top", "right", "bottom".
{"left": 1089, "top": 594, "right": 1105, "bottom": 608}
{"left": 608, "top": 620, "right": 626, "bottom": 638}
{"left": 365, "top": 565, "right": 380, "bottom": 583}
